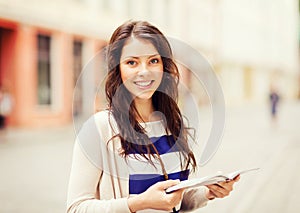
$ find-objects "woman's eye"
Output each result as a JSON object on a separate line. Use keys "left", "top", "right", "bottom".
{"left": 150, "top": 58, "right": 159, "bottom": 64}
{"left": 127, "top": 61, "right": 136, "bottom": 66}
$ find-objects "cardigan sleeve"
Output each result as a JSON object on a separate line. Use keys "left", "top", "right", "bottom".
{"left": 66, "top": 114, "right": 132, "bottom": 213}
{"left": 180, "top": 186, "right": 209, "bottom": 212}
{"left": 66, "top": 141, "right": 132, "bottom": 213}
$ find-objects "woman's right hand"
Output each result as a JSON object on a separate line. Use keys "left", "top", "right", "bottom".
{"left": 127, "top": 179, "right": 184, "bottom": 212}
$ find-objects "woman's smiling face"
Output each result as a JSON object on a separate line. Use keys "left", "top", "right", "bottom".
{"left": 119, "top": 38, "right": 164, "bottom": 101}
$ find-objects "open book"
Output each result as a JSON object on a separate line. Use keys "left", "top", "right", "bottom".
{"left": 166, "top": 167, "right": 259, "bottom": 193}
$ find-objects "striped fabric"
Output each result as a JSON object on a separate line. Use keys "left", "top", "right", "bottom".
{"left": 127, "top": 120, "right": 190, "bottom": 196}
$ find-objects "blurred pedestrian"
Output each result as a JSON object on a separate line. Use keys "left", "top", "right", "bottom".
{"left": 0, "top": 86, "right": 13, "bottom": 129}
{"left": 269, "top": 86, "right": 280, "bottom": 122}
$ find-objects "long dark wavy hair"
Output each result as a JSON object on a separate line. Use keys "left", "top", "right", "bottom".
{"left": 105, "top": 20, "right": 196, "bottom": 171}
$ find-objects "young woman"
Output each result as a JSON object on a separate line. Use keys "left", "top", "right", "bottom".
{"left": 67, "top": 20, "right": 239, "bottom": 213}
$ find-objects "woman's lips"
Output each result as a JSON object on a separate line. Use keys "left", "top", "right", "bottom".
{"left": 134, "top": 80, "right": 154, "bottom": 89}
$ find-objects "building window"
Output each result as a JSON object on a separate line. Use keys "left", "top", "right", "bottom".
{"left": 73, "top": 40, "right": 83, "bottom": 116}
{"left": 37, "top": 34, "right": 51, "bottom": 105}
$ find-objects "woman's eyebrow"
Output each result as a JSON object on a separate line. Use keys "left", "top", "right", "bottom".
{"left": 122, "top": 54, "right": 160, "bottom": 60}
{"left": 147, "top": 54, "right": 160, "bottom": 58}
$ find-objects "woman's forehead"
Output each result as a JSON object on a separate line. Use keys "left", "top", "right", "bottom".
{"left": 120, "top": 38, "right": 159, "bottom": 60}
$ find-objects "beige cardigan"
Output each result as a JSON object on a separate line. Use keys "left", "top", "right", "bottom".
{"left": 66, "top": 111, "right": 209, "bottom": 213}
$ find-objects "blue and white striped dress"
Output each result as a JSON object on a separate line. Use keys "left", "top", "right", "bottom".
{"left": 128, "top": 120, "right": 189, "bottom": 212}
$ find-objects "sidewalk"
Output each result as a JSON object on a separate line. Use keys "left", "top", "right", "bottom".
{"left": 0, "top": 101, "right": 299, "bottom": 213}
{"left": 195, "top": 101, "right": 300, "bottom": 213}
{"left": 0, "top": 125, "right": 75, "bottom": 213}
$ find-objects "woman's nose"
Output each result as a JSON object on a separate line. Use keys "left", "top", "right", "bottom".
{"left": 137, "top": 63, "right": 150, "bottom": 76}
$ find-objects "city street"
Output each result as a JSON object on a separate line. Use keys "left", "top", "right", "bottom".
{"left": 0, "top": 101, "right": 299, "bottom": 213}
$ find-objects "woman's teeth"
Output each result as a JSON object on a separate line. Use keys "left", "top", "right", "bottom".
{"left": 134, "top": 81, "right": 153, "bottom": 87}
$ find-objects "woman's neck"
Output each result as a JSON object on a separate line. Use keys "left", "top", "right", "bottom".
{"left": 134, "top": 98, "right": 157, "bottom": 122}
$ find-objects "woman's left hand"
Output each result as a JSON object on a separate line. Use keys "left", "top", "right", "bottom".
{"left": 205, "top": 175, "right": 240, "bottom": 200}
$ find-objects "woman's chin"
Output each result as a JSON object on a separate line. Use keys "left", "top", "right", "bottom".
{"left": 133, "top": 91, "right": 156, "bottom": 101}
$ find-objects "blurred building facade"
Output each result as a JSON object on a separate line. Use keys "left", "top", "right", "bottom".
{"left": 0, "top": 0, "right": 109, "bottom": 127}
{"left": 0, "top": 0, "right": 298, "bottom": 127}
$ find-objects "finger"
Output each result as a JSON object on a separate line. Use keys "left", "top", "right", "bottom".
{"left": 172, "top": 188, "right": 185, "bottom": 197}
{"left": 158, "top": 179, "right": 180, "bottom": 189}
{"left": 165, "top": 189, "right": 184, "bottom": 209}
{"left": 221, "top": 184, "right": 233, "bottom": 192}
{"left": 234, "top": 175, "right": 240, "bottom": 181}
{"left": 206, "top": 189, "right": 217, "bottom": 200}
{"left": 217, "top": 182, "right": 234, "bottom": 191}
{"left": 167, "top": 188, "right": 184, "bottom": 200}
{"left": 208, "top": 188, "right": 226, "bottom": 198}
{"left": 207, "top": 184, "right": 230, "bottom": 198}
{"left": 207, "top": 184, "right": 225, "bottom": 191}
